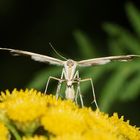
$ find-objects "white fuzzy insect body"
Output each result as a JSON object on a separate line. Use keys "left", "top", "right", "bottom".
{"left": 64, "top": 59, "right": 77, "bottom": 82}
{"left": 63, "top": 59, "right": 77, "bottom": 101}
{"left": 65, "top": 86, "right": 75, "bottom": 100}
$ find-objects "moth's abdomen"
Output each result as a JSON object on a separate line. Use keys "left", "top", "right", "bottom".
{"left": 65, "top": 86, "right": 75, "bottom": 100}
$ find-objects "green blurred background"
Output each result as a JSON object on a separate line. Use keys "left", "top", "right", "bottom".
{"left": 0, "top": 0, "right": 140, "bottom": 126}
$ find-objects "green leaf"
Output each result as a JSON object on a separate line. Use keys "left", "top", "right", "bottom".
{"left": 119, "top": 64, "right": 140, "bottom": 101}
{"left": 73, "top": 30, "right": 98, "bottom": 58}
{"left": 99, "top": 62, "right": 139, "bottom": 111}
{"left": 103, "top": 23, "right": 140, "bottom": 53}
{"left": 108, "top": 40, "right": 125, "bottom": 55}
{"left": 126, "top": 2, "right": 140, "bottom": 36}
{"left": 103, "top": 23, "right": 123, "bottom": 36}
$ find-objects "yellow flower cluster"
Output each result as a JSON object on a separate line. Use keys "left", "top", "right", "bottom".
{"left": 0, "top": 89, "right": 139, "bottom": 140}
{"left": 0, "top": 89, "right": 47, "bottom": 122}
{"left": 0, "top": 122, "right": 10, "bottom": 140}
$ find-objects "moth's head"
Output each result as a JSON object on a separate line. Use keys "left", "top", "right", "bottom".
{"left": 65, "top": 59, "right": 77, "bottom": 67}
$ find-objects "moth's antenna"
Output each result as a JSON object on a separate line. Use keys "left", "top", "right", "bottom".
{"left": 49, "top": 42, "right": 67, "bottom": 60}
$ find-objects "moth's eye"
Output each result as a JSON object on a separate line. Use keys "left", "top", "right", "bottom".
{"left": 67, "top": 60, "right": 74, "bottom": 67}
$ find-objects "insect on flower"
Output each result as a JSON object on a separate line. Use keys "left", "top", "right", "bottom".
{"left": 0, "top": 47, "right": 139, "bottom": 108}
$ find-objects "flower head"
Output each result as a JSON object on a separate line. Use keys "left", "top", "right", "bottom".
{"left": 0, "top": 89, "right": 47, "bottom": 122}
{"left": 109, "top": 113, "right": 140, "bottom": 140}
{"left": 41, "top": 106, "right": 86, "bottom": 135}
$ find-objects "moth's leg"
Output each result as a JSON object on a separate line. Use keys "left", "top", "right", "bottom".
{"left": 73, "top": 71, "right": 84, "bottom": 107}
{"left": 45, "top": 69, "right": 65, "bottom": 99}
{"left": 77, "top": 83, "right": 84, "bottom": 107}
{"left": 45, "top": 76, "right": 54, "bottom": 93}
{"left": 44, "top": 76, "right": 63, "bottom": 94}
{"left": 73, "top": 71, "right": 79, "bottom": 105}
{"left": 55, "top": 69, "right": 65, "bottom": 99}
{"left": 79, "top": 78, "right": 99, "bottom": 109}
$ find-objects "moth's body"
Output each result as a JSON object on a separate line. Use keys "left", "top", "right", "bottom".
{"left": 63, "top": 59, "right": 77, "bottom": 100}
{"left": 0, "top": 47, "right": 139, "bottom": 108}
{"left": 64, "top": 59, "right": 77, "bottom": 82}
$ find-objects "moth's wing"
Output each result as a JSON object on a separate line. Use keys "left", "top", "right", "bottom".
{"left": 78, "top": 55, "right": 140, "bottom": 66}
{"left": 0, "top": 48, "right": 64, "bottom": 65}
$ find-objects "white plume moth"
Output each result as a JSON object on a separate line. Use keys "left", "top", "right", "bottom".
{"left": 0, "top": 47, "right": 139, "bottom": 108}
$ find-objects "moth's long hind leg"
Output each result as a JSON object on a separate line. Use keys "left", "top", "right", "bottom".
{"left": 76, "top": 83, "right": 84, "bottom": 107}
{"left": 55, "top": 69, "right": 65, "bottom": 99}
{"left": 45, "top": 69, "right": 65, "bottom": 99}
{"left": 79, "top": 78, "right": 99, "bottom": 109}
{"left": 45, "top": 76, "right": 53, "bottom": 93}
{"left": 55, "top": 79, "right": 63, "bottom": 99}
{"left": 44, "top": 76, "right": 64, "bottom": 99}
{"left": 74, "top": 71, "right": 84, "bottom": 107}
{"left": 90, "top": 78, "right": 99, "bottom": 109}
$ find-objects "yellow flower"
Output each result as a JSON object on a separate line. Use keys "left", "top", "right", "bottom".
{"left": 109, "top": 113, "right": 140, "bottom": 140}
{"left": 0, "top": 89, "right": 47, "bottom": 122}
{"left": 50, "top": 131, "right": 119, "bottom": 140}
{"left": 41, "top": 106, "right": 87, "bottom": 135}
{"left": 22, "top": 135, "right": 48, "bottom": 140}
{"left": 41, "top": 105, "right": 140, "bottom": 139}
{"left": 0, "top": 122, "right": 10, "bottom": 140}
{"left": 80, "top": 108, "right": 117, "bottom": 134}
{"left": 0, "top": 89, "right": 139, "bottom": 140}
{"left": 0, "top": 89, "right": 48, "bottom": 135}
{"left": 44, "top": 94, "right": 77, "bottom": 109}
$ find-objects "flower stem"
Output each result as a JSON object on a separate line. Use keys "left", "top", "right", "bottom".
{"left": 6, "top": 123, "right": 21, "bottom": 140}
